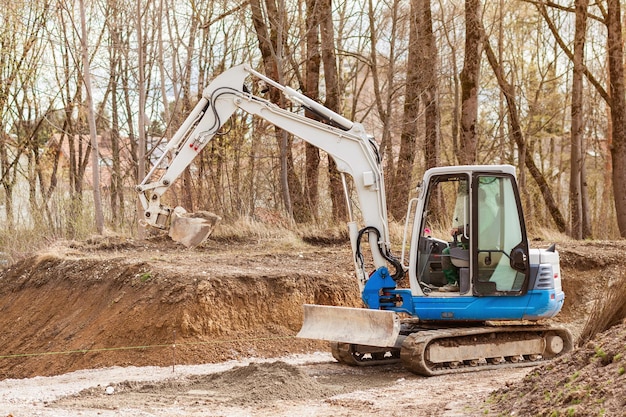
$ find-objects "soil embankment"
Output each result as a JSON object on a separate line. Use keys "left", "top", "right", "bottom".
{"left": 0, "top": 236, "right": 359, "bottom": 379}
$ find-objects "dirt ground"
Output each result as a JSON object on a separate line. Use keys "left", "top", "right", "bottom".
{"left": 0, "top": 235, "right": 625, "bottom": 416}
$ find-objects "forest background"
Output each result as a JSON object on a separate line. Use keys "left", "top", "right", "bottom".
{"left": 1, "top": 0, "right": 626, "bottom": 259}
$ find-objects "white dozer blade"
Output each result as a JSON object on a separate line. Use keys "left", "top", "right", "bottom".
{"left": 297, "top": 304, "right": 401, "bottom": 347}
{"left": 168, "top": 206, "right": 222, "bottom": 248}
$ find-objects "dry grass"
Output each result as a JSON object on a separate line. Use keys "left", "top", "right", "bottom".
{"left": 530, "top": 227, "right": 574, "bottom": 244}
{"left": 577, "top": 271, "right": 626, "bottom": 347}
{"left": 0, "top": 227, "right": 62, "bottom": 265}
{"left": 299, "top": 224, "right": 350, "bottom": 245}
{"left": 212, "top": 217, "right": 409, "bottom": 244}
{"left": 210, "top": 216, "right": 305, "bottom": 247}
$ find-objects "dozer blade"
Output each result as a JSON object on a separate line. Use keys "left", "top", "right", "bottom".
{"left": 297, "top": 304, "right": 401, "bottom": 347}
{"left": 168, "top": 206, "right": 221, "bottom": 248}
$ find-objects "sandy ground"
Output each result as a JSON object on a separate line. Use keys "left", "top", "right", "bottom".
{"left": 0, "top": 352, "right": 531, "bottom": 416}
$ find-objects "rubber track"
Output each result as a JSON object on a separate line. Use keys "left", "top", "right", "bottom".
{"left": 400, "top": 325, "right": 573, "bottom": 376}
{"left": 331, "top": 325, "right": 573, "bottom": 377}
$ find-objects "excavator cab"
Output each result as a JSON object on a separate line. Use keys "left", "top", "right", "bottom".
{"left": 396, "top": 165, "right": 564, "bottom": 321}
{"left": 414, "top": 168, "right": 530, "bottom": 297}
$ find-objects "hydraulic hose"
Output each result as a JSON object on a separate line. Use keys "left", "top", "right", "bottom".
{"left": 355, "top": 226, "right": 405, "bottom": 281}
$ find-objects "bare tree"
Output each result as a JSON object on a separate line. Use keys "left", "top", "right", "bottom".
{"left": 52, "top": 1, "right": 95, "bottom": 237}
{"left": 0, "top": 1, "right": 50, "bottom": 229}
{"left": 319, "top": 0, "right": 348, "bottom": 221}
{"left": 416, "top": 0, "right": 440, "bottom": 173}
{"left": 606, "top": 0, "right": 626, "bottom": 237}
{"left": 79, "top": 0, "right": 104, "bottom": 234}
{"left": 458, "top": 0, "right": 481, "bottom": 165}
{"left": 249, "top": 0, "right": 312, "bottom": 222}
{"left": 103, "top": 0, "right": 125, "bottom": 225}
{"left": 389, "top": 0, "right": 440, "bottom": 220}
{"left": 136, "top": 0, "right": 148, "bottom": 237}
{"left": 365, "top": 0, "right": 407, "bottom": 221}
{"left": 569, "top": 0, "right": 590, "bottom": 239}
{"left": 366, "top": 0, "right": 398, "bottom": 175}
{"left": 536, "top": 1, "right": 624, "bottom": 237}
{"left": 481, "top": 25, "right": 567, "bottom": 233}
{"left": 249, "top": 0, "right": 292, "bottom": 218}
{"left": 303, "top": 0, "right": 321, "bottom": 219}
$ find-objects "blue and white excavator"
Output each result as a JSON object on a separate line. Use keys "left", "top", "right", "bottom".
{"left": 137, "top": 65, "right": 573, "bottom": 375}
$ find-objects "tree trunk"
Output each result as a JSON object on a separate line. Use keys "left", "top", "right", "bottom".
{"left": 389, "top": 0, "right": 420, "bottom": 221}
{"left": 366, "top": 0, "right": 394, "bottom": 176}
{"left": 497, "top": 0, "right": 507, "bottom": 164}
{"left": 304, "top": 0, "right": 321, "bottom": 220}
{"left": 319, "top": 0, "right": 347, "bottom": 221}
{"left": 79, "top": 0, "right": 104, "bottom": 235}
{"left": 249, "top": 0, "right": 289, "bottom": 217}
{"left": 136, "top": 0, "right": 148, "bottom": 236}
{"left": 569, "top": 0, "right": 588, "bottom": 239}
{"left": 108, "top": 27, "right": 123, "bottom": 225}
{"left": 417, "top": 0, "right": 440, "bottom": 172}
{"left": 391, "top": 0, "right": 440, "bottom": 221}
{"left": 458, "top": 0, "right": 481, "bottom": 165}
{"left": 606, "top": 0, "right": 626, "bottom": 237}
{"left": 0, "top": 133, "right": 15, "bottom": 229}
{"left": 599, "top": 87, "right": 614, "bottom": 238}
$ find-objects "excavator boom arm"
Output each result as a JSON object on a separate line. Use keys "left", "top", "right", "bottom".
{"left": 136, "top": 64, "right": 400, "bottom": 290}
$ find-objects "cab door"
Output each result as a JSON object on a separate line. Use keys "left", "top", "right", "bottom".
{"left": 471, "top": 174, "right": 530, "bottom": 296}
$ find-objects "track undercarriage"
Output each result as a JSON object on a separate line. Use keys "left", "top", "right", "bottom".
{"left": 331, "top": 322, "right": 573, "bottom": 376}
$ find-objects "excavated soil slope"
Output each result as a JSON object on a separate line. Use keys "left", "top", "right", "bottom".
{"left": 0, "top": 236, "right": 360, "bottom": 379}
{"left": 0, "top": 237, "right": 624, "bottom": 399}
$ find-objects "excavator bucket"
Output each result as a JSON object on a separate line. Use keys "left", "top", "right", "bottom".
{"left": 297, "top": 304, "right": 401, "bottom": 347}
{"left": 168, "top": 206, "right": 221, "bottom": 248}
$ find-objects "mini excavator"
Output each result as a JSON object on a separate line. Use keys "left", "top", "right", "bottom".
{"left": 136, "top": 65, "right": 572, "bottom": 375}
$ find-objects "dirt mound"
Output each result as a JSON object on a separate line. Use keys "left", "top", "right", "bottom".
{"left": 0, "top": 238, "right": 360, "bottom": 379}
{"left": 487, "top": 322, "right": 626, "bottom": 416}
{"left": 198, "top": 361, "right": 342, "bottom": 404}
{"left": 55, "top": 361, "right": 344, "bottom": 410}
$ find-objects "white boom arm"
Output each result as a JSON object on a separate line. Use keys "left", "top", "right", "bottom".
{"left": 136, "top": 64, "right": 402, "bottom": 290}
